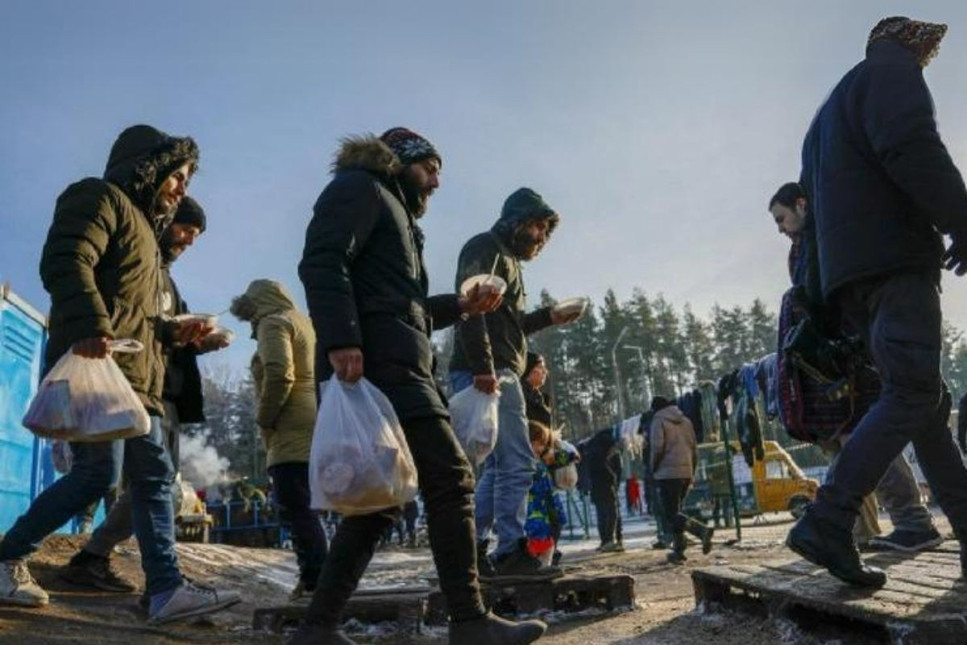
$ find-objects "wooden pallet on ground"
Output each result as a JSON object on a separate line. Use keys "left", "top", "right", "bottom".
{"left": 252, "top": 586, "right": 432, "bottom": 634}
{"left": 692, "top": 544, "right": 967, "bottom": 645}
{"left": 426, "top": 574, "right": 636, "bottom": 625}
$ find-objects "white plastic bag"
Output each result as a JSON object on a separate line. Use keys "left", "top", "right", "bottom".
{"left": 553, "top": 440, "right": 581, "bottom": 490}
{"left": 554, "top": 463, "right": 579, "bottom": 490}
{"left": 448, "top": 386, "right": 500, "bottom": 465}
{"left": 309, "top": 378, "right": 418, "bottom": 515}
{"left": 22, "top": 340, "right": 151, "bottom": 442}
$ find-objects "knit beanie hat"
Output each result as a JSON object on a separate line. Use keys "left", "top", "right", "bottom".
{"left": 172, "top": 195, "right": 206, "bottom": 233}
{"left": 379, "top": 127, "right": 442, "bottom": 167}
{"left": 867, "top": 16, "right": 947, "bottom": 66}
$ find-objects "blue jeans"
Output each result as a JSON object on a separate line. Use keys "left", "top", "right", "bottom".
{"left": 451, "top": 369, "right": 535, "bottom": 558}
{"left": 0, "top": 416, "right": 182, "bottom": 595}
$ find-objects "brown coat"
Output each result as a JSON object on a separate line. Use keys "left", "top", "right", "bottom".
{"left": 649, "top": 405, "right": 697, "bottom": 480}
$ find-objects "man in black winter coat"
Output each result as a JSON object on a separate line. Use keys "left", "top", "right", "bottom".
{"left": 788, "top": 17, "right": 967, "bottom": 588}
{"left": 294, "top": 128, "right": 546, "bottom": 645}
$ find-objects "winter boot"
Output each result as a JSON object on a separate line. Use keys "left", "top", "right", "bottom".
{"left": 285, "top": 623, "right": 357, "bottom": 645}
{"left": 492, "top": 540, "right": 563, "bottom": 583}
{"left": 786, "top": 506, "right": 886, "bottom": 588}
{"left": 667, "top": 533, "right": 688, "bottom": 564}
{"left": 60, "top": 550, "right": 137, "bottom": 592}
{"left": 448, "top": 611, "right": 546, "bottom": 645}
{"left": 682, "top": 514, "right": 714, "bottom": 555}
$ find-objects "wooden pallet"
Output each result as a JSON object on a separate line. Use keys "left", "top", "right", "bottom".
{"left": 426, "top": 575, "right": 636, "bottom": 625}
{"left": 692, "top": 545, "right": 967, "bottom": 644}
{"left": 252, "top": 586, "right": 432, "bottom": 634}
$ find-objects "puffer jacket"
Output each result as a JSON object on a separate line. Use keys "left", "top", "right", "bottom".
{"left": 40, "top": 124, "right": 199, "bottom": 416}
{"left": 299, "top": 135, "right": 464, "bottom": 421}
{"left": 242, "top": 280, "right": 317, "bottom": 467}
{"left": 800, "top": 39, "right": 967, "bottom": 298}
{"left": 649, "top": 405, "right": 697, "bottom": 480}
{"left": 449, "top": 188, "right": 556, "bottom": 377}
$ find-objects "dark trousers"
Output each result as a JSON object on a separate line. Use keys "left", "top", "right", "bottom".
{"left": 306, "top": 415, "right": 485, "bottom": 625}
{"left": 657, "top": 478, "right": 691, "bottom": 552}
{"left": 591, "top": 486, "right": 619, "bottom": 545}
{"left": 816, "top": 272, "right": 967, "bottom": 534}
{"left": 268, "top": 462, "right": 329, "bottom": 587}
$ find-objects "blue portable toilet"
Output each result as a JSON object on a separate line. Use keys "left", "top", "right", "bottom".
{"left": 0, "top": 283, "right": 48, "bottom": 531}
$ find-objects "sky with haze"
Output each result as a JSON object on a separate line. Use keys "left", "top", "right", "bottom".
{"left": 3, "top": 1, "right": 967, "bottom": 374}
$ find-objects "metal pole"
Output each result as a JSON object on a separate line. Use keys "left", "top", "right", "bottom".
{"left": 611, "top": 326, "right": 629, "bottom": 422}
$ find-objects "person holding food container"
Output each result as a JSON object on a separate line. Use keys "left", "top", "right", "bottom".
{"left": 295, "top": 128, "right": 546, "bottom": 645}
{"left": 0, "top": 125, "right": 240, "bottom": 623}
{"left": 59, "top": 196, "right": 234, "bottom": 595}
{"left": 449, "top": 187, "right": 585, "bottom": 582}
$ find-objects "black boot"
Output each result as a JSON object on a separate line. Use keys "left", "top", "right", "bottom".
{"left": 667, "top": 533, "right": 688, "bottom": 564}
{"left": 786, "top": 507, "right": 886, "bottom": 588}
{"left": 449, "top": 611, "right": 546, "bottom": 645}
{"left": 682, "top": 514, "right": 714, "bottom": 555}
{"left": 477, "top": 540, "right": 496, "bottom": 580}
{"left": 492, "top": 540, "right": 563, "bottom": 583}
{"left": 60, "top": 550, "right": 137, "bottom": 593}
{"left": 285, "top": 623, "right": 357, "bottom": 645}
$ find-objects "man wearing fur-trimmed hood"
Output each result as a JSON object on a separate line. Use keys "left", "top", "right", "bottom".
{"left": 0, "top": 125, "right": 240, "bottom": 622}
{"left": 449, "top": 188, "right": 583, "bottom": 582}
{"left": 296, "top": 128, "right": 546, "bottom": 645}
{"left": 788, "top": 16, "right": 967, "bottom": 589}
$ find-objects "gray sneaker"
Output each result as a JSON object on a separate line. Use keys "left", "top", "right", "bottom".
{"left": 0, "top": 560, "right": 49, "bottom": 607}
{"left": 147, "top": 580, "right": 241, "bottom": 624}
{"left": 868, "top": 528, "right": 944, "bottom": 553}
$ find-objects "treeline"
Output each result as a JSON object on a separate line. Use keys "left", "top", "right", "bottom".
{"left": 192, "top": 289, "right": 967, "bottom": 485}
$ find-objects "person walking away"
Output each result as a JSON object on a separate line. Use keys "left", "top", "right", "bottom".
{"left": 231, "top": 278, "right": 329, "bottom": 601}
{"left": 650, "top": 397, "right": 713, "bottom": 564}
{"left": 0, "top": 125, "right": 239, "bottom": 623}
{"left": 293, "top": 127, "right": 546, "bottom": 645}
{"left": 788, "top": 17, "right": 967, "bottom": 587}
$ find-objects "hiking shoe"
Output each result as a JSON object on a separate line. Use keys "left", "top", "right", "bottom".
{"left": 651, "top": 539, "right": 668, "bottom": 550}
{"left": 449, "top": 611, "right": 546, "bottom": 645}
{"left": 599, "top": 542, "right": 625, "bottom": 553}
{"left": 147, "top": 580, "right": 241, "bottom": 624}
{"left": 492, "top": 541, "right": 563, "bottom": 583}
{"left": 0, "top": 560, "right": 48, "bottom": 607}
{"left": 60, "top": 551, "right": 137, "bottom": 593}
{"left": 867, "top": 528, "right": 944, "bottom": 553}
{"left": 285, "top": 623, "right": 357, "bottom": 645}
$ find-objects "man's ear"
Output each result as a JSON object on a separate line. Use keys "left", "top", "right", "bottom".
{"left": 795, "top": 197, "right": 808, "bottom": 216}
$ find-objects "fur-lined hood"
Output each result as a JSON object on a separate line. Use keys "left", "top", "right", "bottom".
{"left": 103, "top": 124, "right": 199, "bottom": 220}
{"left": 331, "top": 135, "right": 403, "bottom": 177}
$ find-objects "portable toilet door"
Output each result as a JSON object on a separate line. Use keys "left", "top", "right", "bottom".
{"left": 0, "top": 284, "right": 47, "bottom": 532}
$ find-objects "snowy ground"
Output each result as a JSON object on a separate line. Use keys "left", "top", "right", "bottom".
{"left": 0, "top": 512, "right": 943, "bottom": 644}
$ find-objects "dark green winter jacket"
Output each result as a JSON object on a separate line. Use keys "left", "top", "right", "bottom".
{"left": 40, "top": 125, "right": 199, "bottom": 416}
{"left": 449, "top": 188, "right": 556, "bottom": 377}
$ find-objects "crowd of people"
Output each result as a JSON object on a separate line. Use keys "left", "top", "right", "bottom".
{"left": 2, "top": 13, "right": 967, "bottom": 645}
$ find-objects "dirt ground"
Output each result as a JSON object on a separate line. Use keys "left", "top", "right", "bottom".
{"left": 0, "top": 513, "right": 938, "bottom": 645}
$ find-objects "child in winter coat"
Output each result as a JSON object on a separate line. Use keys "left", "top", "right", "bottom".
{"left": 525, "top": 422, "right": 573, "bottom": 565}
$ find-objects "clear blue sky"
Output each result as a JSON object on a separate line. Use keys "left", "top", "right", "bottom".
{"left": 4, "top": 1, "right": 967, "bottom": 374}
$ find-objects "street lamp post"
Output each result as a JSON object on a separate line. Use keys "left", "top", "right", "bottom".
{"left": 623, "top": 344, "right": 653, "bottom": 405}
{"left": 611, "top": 326, "right": 629, "bottom": 422}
